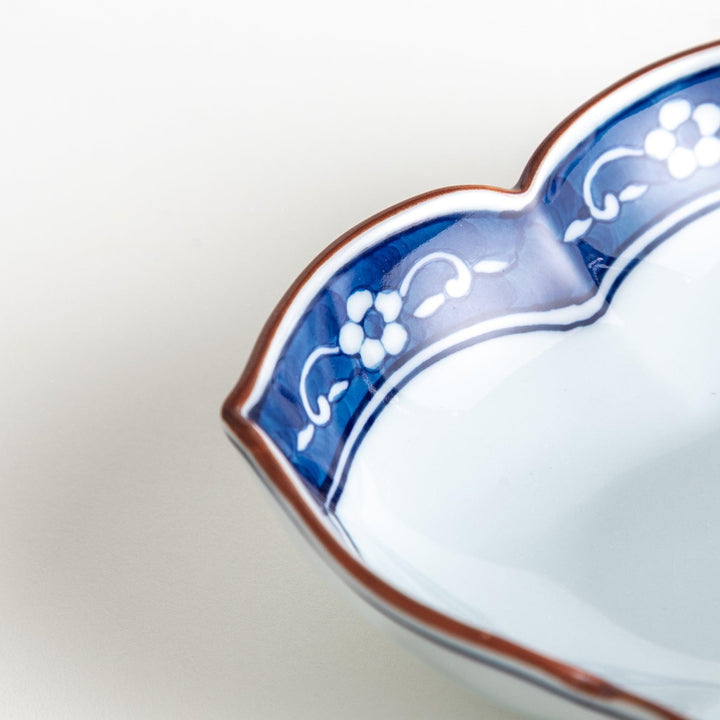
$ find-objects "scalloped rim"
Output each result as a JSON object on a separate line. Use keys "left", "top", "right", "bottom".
{"left": 222, "top": 41, "right": 720, "bottom": 720}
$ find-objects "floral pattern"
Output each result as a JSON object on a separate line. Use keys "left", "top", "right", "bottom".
{"left": 294, "top": 248, "right": 512, "bottom": 451}
{"left": 338, "top": 290, "right": 408, "bottom": 369}
{"left": 288, "top": 90, "right": 720, "bottom": 455}
{"left": 644, "top": 99, "right": 720, "bottom": 179}
{"left": 564, "top": 97, "right": 720, "bottom": 243}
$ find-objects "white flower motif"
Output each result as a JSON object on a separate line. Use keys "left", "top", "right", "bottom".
{"left": 644, "top": 99, "right": 720, "bottom": 180}
{"left": 338, "top": 289, "right": 408, "bottom": 369}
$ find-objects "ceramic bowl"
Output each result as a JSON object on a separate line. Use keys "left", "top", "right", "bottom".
{"left": 223, "top": 42, "right": 720, "bottom": 720}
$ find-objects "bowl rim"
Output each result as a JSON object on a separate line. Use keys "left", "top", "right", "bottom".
{"left": 222, "top": 40, "right": 720, "bottom": 720}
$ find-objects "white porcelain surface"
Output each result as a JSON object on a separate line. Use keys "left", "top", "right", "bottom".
{"left": 8, "top": 2, "right": 720, "bottom": 719}
{"left": 338, "top": 207, "right": 720, "bottom": 717}
{"left": 225, "top": 40, "right": 720, "bottom": 720}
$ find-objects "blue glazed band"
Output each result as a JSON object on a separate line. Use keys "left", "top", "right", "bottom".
{"left": 248, "top": 67, "right": 720, "bottom": 507}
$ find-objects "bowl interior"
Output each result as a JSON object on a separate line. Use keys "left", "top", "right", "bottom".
{"left": 335, "top": 207, "right": 720, "bottom": 716}
{"left": 226, "top": 48, "right": 720, "bottom": 720}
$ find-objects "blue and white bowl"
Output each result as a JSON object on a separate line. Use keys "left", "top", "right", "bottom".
{"left": 223, "top": 42, "right": 720, "bottom": 720}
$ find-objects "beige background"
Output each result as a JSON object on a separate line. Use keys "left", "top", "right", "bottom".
{"left": 1, "top": 2, "right": 718, "bottom": 718}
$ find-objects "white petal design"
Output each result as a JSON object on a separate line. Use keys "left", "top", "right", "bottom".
{"left": 375, "top": 290, "right": 402, "bottom": 322}
{"left": 381, "top": 323, "right": 408, "bottom": 355}
{"left": 695, "top": 136, "right": 720, "bottom": 168}
{"left": 414, "top": 293, "right": 445, "bottom": 318}
{"left": 563, "top": 217, "right": 593, "bottom": 243}
{"left": 667, "top": 147, "right": 697, "bottom": 179}
{"left": 644, "top": 128, "right": 675, "bottom": 160}
{"left": 617, "top": 183, "right": 648, "bottom": 202}
{"left": 360, "top": 338, "right": 385, "bottom": 369}
{"left": 327, "top": 380, "right": 349, "bottom": 402}
{"left": 693, "top": 103, "right": 720, "bottom": 137}
{"left": 297, "top": 424, "right": 315, "bottom": 451}
{"left": 338, "top": 322, "right": 363, "bottom": 354}
{"left": 472, "top": 258, "right": 512, "bottom": 273}
{"left": 659, "top": 98, "right": 691, "bottom": 131}
{"left": 346, "top": 289, "right": 373, "bottom": 323}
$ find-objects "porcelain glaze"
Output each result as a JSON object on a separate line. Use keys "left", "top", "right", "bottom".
{"left": 223, "top": 43, "right": 720, "bottom": 720}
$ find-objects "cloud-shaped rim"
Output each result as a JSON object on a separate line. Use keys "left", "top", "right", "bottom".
{"left": 222, "top": 41, "right": 720, "bottom": 720}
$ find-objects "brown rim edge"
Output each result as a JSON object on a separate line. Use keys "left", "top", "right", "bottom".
{"left": 222, "top": 40, "right": 720, "bottom": 720}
